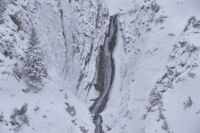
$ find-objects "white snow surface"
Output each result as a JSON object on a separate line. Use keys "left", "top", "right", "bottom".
{"left": 0, "top": 0, "right": 200, "bottom": 133}
{"left": 103, "top": 0, "right": 135, "bottom": 15}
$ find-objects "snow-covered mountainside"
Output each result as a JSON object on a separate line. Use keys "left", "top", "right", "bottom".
{"left": 0, "top": 0, "right": 200, "bottom": 133}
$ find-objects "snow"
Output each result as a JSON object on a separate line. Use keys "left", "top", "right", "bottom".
{"left": 164, "top": 78, "right": 200, "bottom": 133}
{"left": 103, "top": 0, "right": 135, "bottom": 15}
{"left": 1, "top": 0, "right": 200, "bottom": 133}
{"left": 101, "top": 0, "right": 200, "bottom": 133}
{"left": 0, "top": 69, "right": 94, "bottom": 133}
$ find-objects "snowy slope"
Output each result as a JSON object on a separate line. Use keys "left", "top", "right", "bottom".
{"left": 101, "top": 0, "right": 200, "bottom": 133}
{"left": 0, "top": 0, "right": 94, "bottom": 133}
{"left": 0, "top": 0, "right": 200, "bottom": 133}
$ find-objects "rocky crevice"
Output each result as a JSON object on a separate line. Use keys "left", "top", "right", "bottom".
{"left": 89, "top": 15, "right": 118, "bottom": 133}
{"left": 58, "top": 0, "right": 67, "bottom": 48}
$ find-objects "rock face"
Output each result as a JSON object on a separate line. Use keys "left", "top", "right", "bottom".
{"left": 0, "top": 0, "right": 200, "bottom": 133}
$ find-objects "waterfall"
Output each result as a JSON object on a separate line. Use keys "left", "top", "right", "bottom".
{"left": 90, "top": 15, "right": 118, "bottom": 133}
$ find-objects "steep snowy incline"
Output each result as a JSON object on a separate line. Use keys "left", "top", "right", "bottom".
{"left": 1, "top": 0, "right": 200, "bottom": 133}
{"left": 0, "top": 0, "right": 95, "bottom": 133}
{"left": 99, "top": 0, "right": 200, "bottom": 133}
{"left": 103, "top": 0, "right": 135, "bottom": 15}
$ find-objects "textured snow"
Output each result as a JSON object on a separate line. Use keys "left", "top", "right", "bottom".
{"left": 103, "top": 0, "right": 135, "bottom": 15}
{"left": 0, "top": 0, "right": 200, "bottom": 133}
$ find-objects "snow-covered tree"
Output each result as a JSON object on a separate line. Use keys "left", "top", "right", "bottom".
{"left": 23, "top": 28, "right": 47, "bottom": 92}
